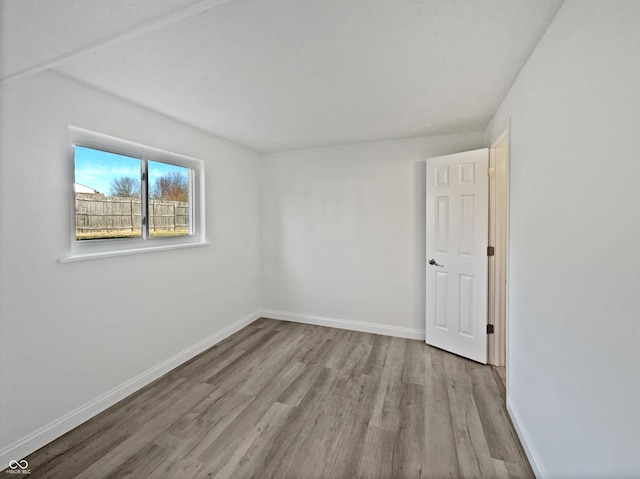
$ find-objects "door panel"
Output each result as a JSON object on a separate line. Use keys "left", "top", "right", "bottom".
{"left": 426, "top": 149, "right": 488, "bottom": 363}
{"left": 435, "top": 270, "right": 448, "bottom": 329}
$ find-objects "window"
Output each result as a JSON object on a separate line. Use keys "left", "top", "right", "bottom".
{"left": 63, "top": 127, "right": 206, "bottom": 261}
{"left": 74, "top": 147, "right": 144, "bottom": 240}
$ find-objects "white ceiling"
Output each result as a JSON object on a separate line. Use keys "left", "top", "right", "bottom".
{"left": 1, "top": 0, "right": 564, "bottom": 153}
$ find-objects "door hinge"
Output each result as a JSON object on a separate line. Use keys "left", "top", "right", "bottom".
{"left": 487, "top": 324, "right": 495, "bottom": 334}
{"left": 487, "top": 246, "right": 495, "bottom": 256}
{"left": 488, "top": 167, "right": 495, "bottom": 178}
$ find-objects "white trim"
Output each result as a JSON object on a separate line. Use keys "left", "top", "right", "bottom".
{"left": 69, "top": 126, "right": 204, "bottom": 167}
{"left": 488, "top": 124, "right": 510, "bottom": 368}
{"left": 261, "top": 309, "right": 425, "bottom": 340}
{"left": 58, "top": 241, "right": 210, "bottom": 263}
{"left": 497, "top": 119, "right": 513, "bottom": 400}
{"left": 487, "top": 146, "right": 497, "bottom": 365}
{"left": 507, "top": 397, "right": 547, "bottom": 479}
{"left": 0, "top": 309, "right": 261, "bottom": 470}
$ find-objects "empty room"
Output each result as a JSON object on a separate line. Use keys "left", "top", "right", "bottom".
{"left": 1, "top": 1, "right": 639, "bottom": 478}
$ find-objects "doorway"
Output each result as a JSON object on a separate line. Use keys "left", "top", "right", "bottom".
{"left": 423, "top": 136, "right": 509, "bottom": 371}
{"left": 488, "top": 126, "right": 509, "bottom": 395}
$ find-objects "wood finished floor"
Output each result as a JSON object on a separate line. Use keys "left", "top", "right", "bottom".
{"left": 491, "top": 366, "right": 507, "bottom": 403}
{"left": 27, "top": 318, "right": 533, "bottom": 478}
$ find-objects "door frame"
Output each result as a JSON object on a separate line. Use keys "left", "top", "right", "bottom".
{"left": 488, "top": 124, "right": 510, "bottom": 368}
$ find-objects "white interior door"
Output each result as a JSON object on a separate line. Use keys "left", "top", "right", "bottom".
{"left": 425, "top": 149, "right": 489, "bottom": 363}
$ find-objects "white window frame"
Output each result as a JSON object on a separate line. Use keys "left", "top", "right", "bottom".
{"left": 59, "top": 127, "right": 207, "bottom": 263}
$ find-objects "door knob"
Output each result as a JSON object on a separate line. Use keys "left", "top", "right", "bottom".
{"left": 428, "top": 258, "right": 444, "bottom": 267}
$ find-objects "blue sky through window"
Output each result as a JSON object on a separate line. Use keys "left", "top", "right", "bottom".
{"left": 74, "top": 146, "right": 186, "bottom": 195}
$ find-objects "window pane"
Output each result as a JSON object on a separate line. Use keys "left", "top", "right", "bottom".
{"left": 148, "top": 160, "right": 190, "bottom": 237}
{"left": 74, "top": 146, "right": 142, "bottom": 240}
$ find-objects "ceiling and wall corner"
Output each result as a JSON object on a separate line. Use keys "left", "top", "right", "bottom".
{"left": 0, "top": 0, "right": 234, "bottom": 81}
{"left": 1, "top": 0, "right": 564, "bottom": 153}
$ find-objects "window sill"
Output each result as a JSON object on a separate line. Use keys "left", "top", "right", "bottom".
{"left": 58, "top": 241, "right": 210, "bottom": 263}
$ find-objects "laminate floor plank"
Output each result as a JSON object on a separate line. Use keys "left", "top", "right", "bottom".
{"left": 392, "top": 381, "right": 426, "bottom": 478}
{"left": 442, "top": 353, "right": 500, "bottom": 478}
{"left": 74, "top": 382, "right": 215, "bottom": 479}
{"left": 194, "top": 361, "right": 306, "bottom": 473}
{"left": 491, "top": 366, "right": 507, "bottom": 401}
{"left": 283, "top": 413, "right": 343, "bottom": 479}
{"left": 200, "top": 329, "right": 302, "bottom": 392}
{"left": 26, "top": 318, "right": 533, "bottom": 479}
{"left": 315, "top": 369, "right": 377, "bottom": 466}
{"left": 177, "top": 392, "right": 256, "bottom": 465}
{"left": 147, "top": 454, "right": 205, "bottom": 479}
{"left": 177, "top": 329, "right": 272, "bottom": 382}
{"left": 369, "top": 336, "right": 407, "bottom": 432}
{"left": 237, "top": 333, "right": 308, "bottom": 396}
{"left": 468, "top": 363, "right": 531, "bottom": 471}
{"left": 298, "top": 334, "right": 338, "bottom": 366}
{"left": 491, "top": 458, "right": 512, "bottom": 479}
{"left": 320, "top": 377, "right": 373, "bottom": 478}
{"left": 31, "top": 375, "right": 191, "bottom": 478}
{"left": 28, "top": 430, "right": 130, "bottom": 479}
{"left": 27, "top": 374, "right": 188, "bottom": 475}
{"left": 324, "top": 329, "right": 360, "bottom": 371}
{"left": 423, "top": 347, "right": 462, "bottom": 479}
{"left": 341, "top": 340, "right": 371, "bottom": 378}
{"left": 214, "top": 401, "right": 293, "bottom": 479}
{"left": 170, "top": 319, "right": 281, "bottom": 381}
{"left": 277, "top": 361, "right": 328, "bottom": 408}
{"left": 402, "top": 338, "right": 428, "bottom": 386}
{"left": 504, "top": 460, "right": 536, "bottom": 479}
{"left": 117, "top": 378, "right": 210, "bottom": 436}
{"left": 355, "top": 426, "right": 397, "bottom": 479}
{"left": 248, "top": 367, "right": 341, "bottom": 479}
{"left": 361, "top": 334, "right": 392, "bottom": 377}
{"left": 102, "top": 442, "right": 167, "bottom": 479}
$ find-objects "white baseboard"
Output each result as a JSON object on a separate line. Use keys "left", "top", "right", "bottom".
{"left": 260, "top": 309, "right": 425, "bottom": 340}
{"left": 507, "top": 396, "right": 546, "bottom": 479}
{"left": 0, "top": 309, "right": 261, "bottom": 470}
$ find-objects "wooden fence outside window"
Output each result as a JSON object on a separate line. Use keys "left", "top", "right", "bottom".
{"left": 75, "top": 194, "right": 188, "bottom": 236}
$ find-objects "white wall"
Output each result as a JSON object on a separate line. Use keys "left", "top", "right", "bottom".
{"left": 0, "top": 72, "right": 262, "bottom": 459}
{"left": 5, "top": 3, "right": 639, "bottom": 476}
{"left": 485, "top": 1, "right": 640, "bottom": 477}
{"left": 261, "top": 134, "right": 484, "bottom": 336}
